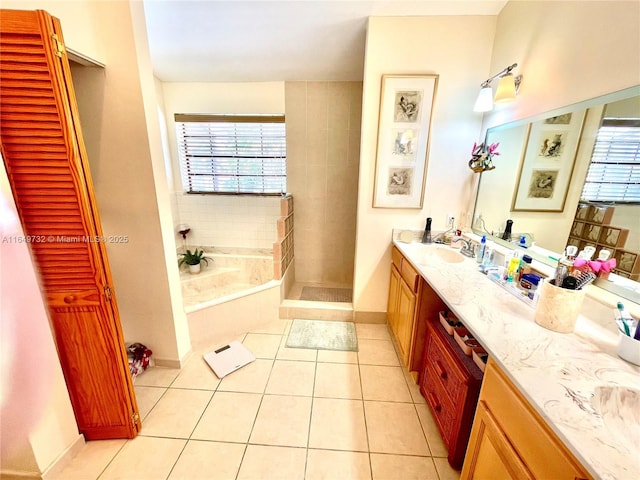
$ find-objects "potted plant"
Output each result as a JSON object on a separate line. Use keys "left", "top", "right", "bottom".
{"left": 178, "top": 248, "right": 211, "bottom": 274}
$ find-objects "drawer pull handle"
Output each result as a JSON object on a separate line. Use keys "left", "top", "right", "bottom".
{"left": 63, "top": 295, "right": 76, "bottom": 304}
{"left": 435, "top": 360, "right": 447, "bottom": 380}
{"left": 427, "top": 391, "right": 442, "bottom": 412}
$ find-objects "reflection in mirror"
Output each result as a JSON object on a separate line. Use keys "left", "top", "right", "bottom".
{"left": 473, "top": 86, "right": 640, "bottom": 304}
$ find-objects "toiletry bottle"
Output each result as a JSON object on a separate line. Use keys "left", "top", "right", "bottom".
{"left": 481, "top": 241, "right": 494, "bottom": 268}
{"left": 518, "top": 254, "right": 533, "bottom": 281}
{"left": 506, "top": 251, "right": 522, "bottom": 282}
{"left": 519, "top": 235, "right": 527, "bottom": 249}
{"left": 554, "top": 245, "right": 577, "bottom": 287}
{"left": 572, "top": 246, "right": 597, "bottom": 275}
{"left": 422, "top": 217, "right": 432, "bottom": 244}
{"left": 476, "top": 235, "right": 487, "bottom": 264}
{"left": 596, "top": 249, "right": 612, "bottom": 280}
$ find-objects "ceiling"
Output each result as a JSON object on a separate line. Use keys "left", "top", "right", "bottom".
{"left": 142, "top": 0, "right": 507, "bottom": 82}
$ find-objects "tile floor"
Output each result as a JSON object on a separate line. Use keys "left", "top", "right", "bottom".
{"left": 50, "top": 320, "right": 461, "bottom": 480}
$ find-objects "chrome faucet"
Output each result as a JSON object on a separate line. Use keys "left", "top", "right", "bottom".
{"left": 451, "top": 237, "right": 476, "bottom": 258}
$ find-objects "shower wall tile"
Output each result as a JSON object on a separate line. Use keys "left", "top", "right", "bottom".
{"left": 285, "top": 81, "right": 362, "bottom": 285}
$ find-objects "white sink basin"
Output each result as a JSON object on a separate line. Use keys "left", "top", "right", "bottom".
{"left": 434, "top": 247, "right": 465, "bottom": 264}
{"left": 592, "top": 386, "right": 640, "bottom": 444}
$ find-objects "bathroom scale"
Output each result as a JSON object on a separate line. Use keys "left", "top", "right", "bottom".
{"left": 203, "top": 341, "right": 255, "bottom": 378}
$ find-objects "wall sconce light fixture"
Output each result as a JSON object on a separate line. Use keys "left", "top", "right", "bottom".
{"left": 473, "top": 63, "right": 523, "bottom": 112}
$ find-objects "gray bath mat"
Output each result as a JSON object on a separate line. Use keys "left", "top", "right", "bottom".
{"left": 300, "top": 287, "right": 353, "bottom": 303}
{"left": 286, "top": 319, "right": 358, "bottom": 351}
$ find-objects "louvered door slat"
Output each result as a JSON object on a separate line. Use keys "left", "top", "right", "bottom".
{"left": 0, "top": 8, "right": 140, "bottom": 440}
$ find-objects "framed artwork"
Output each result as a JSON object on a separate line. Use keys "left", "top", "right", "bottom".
{"left": 373, "top": 74, "right": 438, "bottom": 208}
{"left": 511, "top": 109, "right": 586, "bottom": 212}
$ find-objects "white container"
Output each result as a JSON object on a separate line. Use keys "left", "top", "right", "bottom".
{"left": 534, "top": 278, "right": 586, "bottom": 333}
{"left": 618, "top": 333, "right": 640, "bottom": 366}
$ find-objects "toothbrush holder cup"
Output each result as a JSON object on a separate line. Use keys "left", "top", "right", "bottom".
{"left": 534, "top": 278, "right": 586, "bottom": 333}
{"left": 618, "top": 333, "right": 640, "bottom": 366}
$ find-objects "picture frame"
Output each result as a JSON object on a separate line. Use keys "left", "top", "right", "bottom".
{"left": 373, "top": 74, "right": 438, "bottom": 208}
{"left": 511, "top": 109, "right": 586, "bottom": 212}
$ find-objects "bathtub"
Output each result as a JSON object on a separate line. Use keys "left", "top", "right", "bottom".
{"left": 180, "top": 247, "right": 283, "bottom": 348}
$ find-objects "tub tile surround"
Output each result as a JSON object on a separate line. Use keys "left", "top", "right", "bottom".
{"left": 393, "top": 238, "right": 640, "bottom": 480}
{"left": 174, "top": 194, "right": 281, "bottom": 250}
{"left": 49, "top": 318, "right": 460, "bottom": 480}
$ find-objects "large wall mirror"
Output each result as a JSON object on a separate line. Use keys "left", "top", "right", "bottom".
{"left": 473, "top": 85, "right": 640, "bottom": 304}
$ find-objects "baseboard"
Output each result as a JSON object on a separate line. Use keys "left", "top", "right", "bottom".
{"left": 41, "top": 433, "right": 85, "bottom": 480}
{"left": 353, "top": 311, "right": 387, "bottom": 324}
{"left": 1, "top": 470, "right": 41, "bottom": 480}
{"left": 153, "top": 357, "right": 184, "bottom": 369}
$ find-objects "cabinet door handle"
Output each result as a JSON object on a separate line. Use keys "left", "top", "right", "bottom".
{"left": 427, "top": 391, "right": 442, "bottom": 412}
{"left": 435, "top": 360, "right": 447, "bottom": 380}
{"left": 63, "top": 295, "right": 76, "bottom": 304}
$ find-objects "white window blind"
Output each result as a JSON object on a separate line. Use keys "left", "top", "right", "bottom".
{"left": 175, "top": 114, "right": 286, "bottom": 194}
{"left": 581, "top": 119, "right": 640, "bottom": 203}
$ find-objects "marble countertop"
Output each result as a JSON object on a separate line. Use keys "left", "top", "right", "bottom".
{"left": 393, "top": 234, "right": 640, "bottom": 480}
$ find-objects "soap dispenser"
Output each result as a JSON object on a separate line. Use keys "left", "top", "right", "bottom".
{"left": 422, "top": 217, "right": 432, "bottom": 244}
{"left": 501, "top": 219, "right": 514, "bottom": 242}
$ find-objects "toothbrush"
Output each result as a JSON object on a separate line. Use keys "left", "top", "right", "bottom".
{"left": 615, "top": 302, "right": 634, "bottom": 336}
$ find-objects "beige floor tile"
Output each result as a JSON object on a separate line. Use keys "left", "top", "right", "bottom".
{"left": 140, "top": 388, "right": 212, "bottom": 439}
{"left": 357, "top": 339, "right": 400, "bottom": 366}
{"left": 217, "top": 358, "right": 273, "bottom": 393}
{"left": 277, "top": 336, "right": 318, "bottom": 361}
{"left": 305, "top": 449, "right": 372, "bottom": 480}
{"left": 48, "top": 439, "right": 126, "bottom": 480}
{"left": 316, "top": 349, "right": 358, "bottom": 364}
{"left": 265, "top": 360, "right": 316, "bottom": 396}
{"left": 237, "top": 445, "right": 306, "bottom": 480}
{"left": 134, "top": 386, "right": 166, "bottom": 420}
{"left": 99, "top": 436, "right": 186, "bottom": 480}
{"left": 191, "top": 391, "right": 261, "bottom": 443}
{"left": 370, "top": 454, "right": 439, "bottom": 480}
{"left": 314, "top": 362, "right": 362, "bottom": 399}
{"left": 433, "top": 456, "right": 461, "bottom": 480}
{"left": 249, "top": 318, "right": 290, "bottom": 335}
{"left": 242, "top": 333, "right": 282, "bottom": 358}
{"left": 134, "top": 366, "right": 180, "bottom": 387}
{"left": 415, "top": 404, "right": 448, "bottom": 457}
{"left": 308, "top": 398, "right": 368, "bottom": 451}
{"left": 360, "top": 365, "right": 412, "bottom": 402}
{"left": 364, "top": 401, "right": 429, "bottom": 456}
{"left": 168, "top": 440, "right": 245, "bottom": 480}
{"left": 356, "top": 323, "right": 391, "bottom": 341}
{"left": 171, "top": 355, "right": 221, "bottom": 390}
{"left": 249, "top": 394, "right": 312, "bottom": 447}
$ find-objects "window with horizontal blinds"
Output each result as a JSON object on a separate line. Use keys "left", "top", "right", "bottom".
{"left": 581, "top": 118, "right": 640, "bottom": 203}
{"left": 175, "top": 114, "right": 286, "bottom": 194}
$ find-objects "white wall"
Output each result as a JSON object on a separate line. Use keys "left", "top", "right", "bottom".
{"left": 354, "top": 15, "right": 497, "bottom": 314}
{"left": 1, "top": 161, "right": 81, "bottom": 477}
{"left": 483, "top": 1, "right": 640, "bottom": 130}
{"left": 25, "top": 0, "right": 191, "bottom": 367}
{"left": 161, "top": 82, "right": 285, "bottom": 249}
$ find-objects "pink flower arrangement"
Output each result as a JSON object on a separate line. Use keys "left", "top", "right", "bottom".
{"left": 469, "top": 142, "right": 500, "bottom": 172}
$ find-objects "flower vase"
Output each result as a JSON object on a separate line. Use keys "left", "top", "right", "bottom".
{"left": 188, "top": 262, "right": 201, "bottom": 274}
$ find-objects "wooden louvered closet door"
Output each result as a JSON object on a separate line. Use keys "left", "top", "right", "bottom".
{"left": 0, "top": 9, "right": 140, "bottom": 439}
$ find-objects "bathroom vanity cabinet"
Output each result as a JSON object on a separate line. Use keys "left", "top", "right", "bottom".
{"left": 387, "top": 246, "right": 446, "bottom": 372}
{"left": 420, "top": 320, "right": 483, "bottom": 469}
{"left": 461, "top": 358, "right": 591, "bottom": 480}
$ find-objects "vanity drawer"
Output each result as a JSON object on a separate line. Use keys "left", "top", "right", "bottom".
{"left": 400, "top": 257, "right": 419, "bottom": 292}
{"left": 422, "top": 366, "right": 456, "bottom": 443}
{"left": 426, "top": 323, "right": 467, "bottom": 405}
{"left": 391, "top": 245, "right": 403, "bottom": 270}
